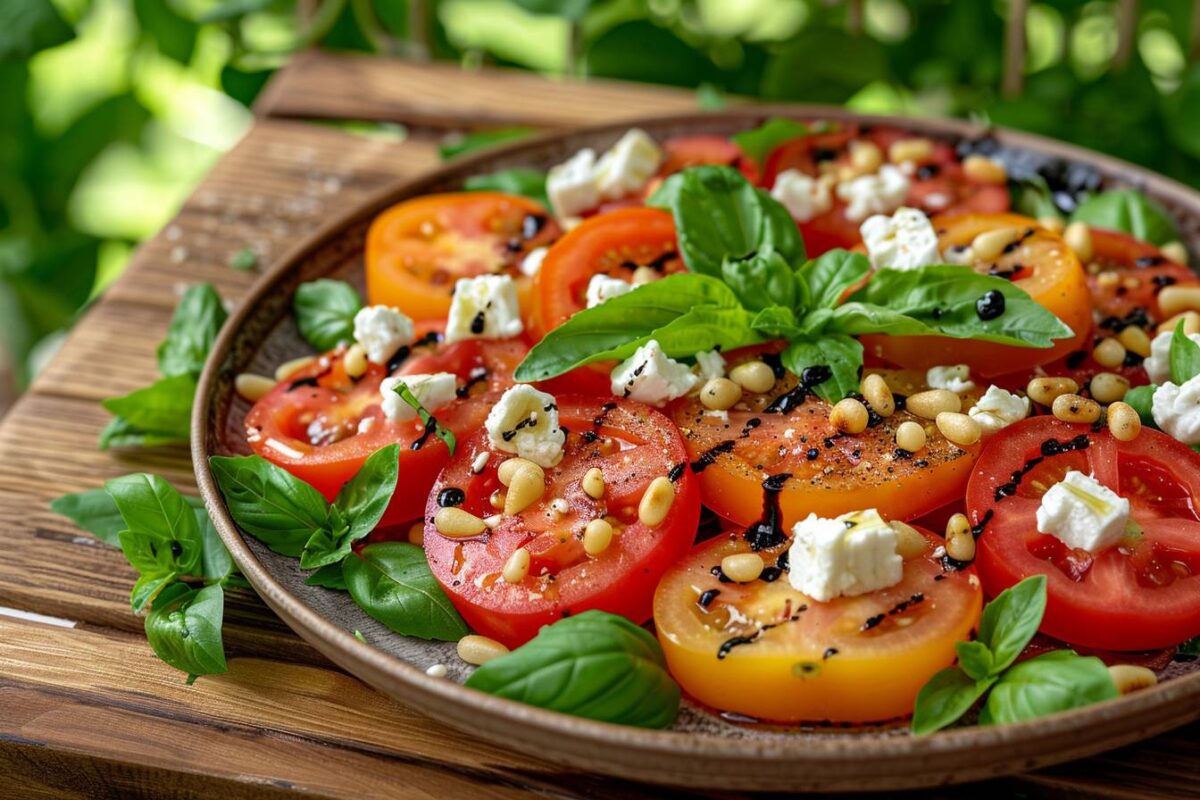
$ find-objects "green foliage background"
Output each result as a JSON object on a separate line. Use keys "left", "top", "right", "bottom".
{"left": 4, "top": 0, "right": 1199, "bottom": 390}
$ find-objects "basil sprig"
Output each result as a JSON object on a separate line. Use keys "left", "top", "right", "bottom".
{"left": 1120, "top": 321, "right": 1200, "bottom": 433}
{"left": 464, "top": 168, "right": 549, "bottom": 208}
{"left": 1070, "top": 189, "right": 1178, "bottom": 246}
{"left": 911, "top": 576, "right": 1117, "bottom": 734}
{"left": 393, "top": 381, "right": 457, "bottom": 455}
{"left": 344, "top": 542, "right": 467, "bottom": 640}
{"left": 730, "top": 117, "right": 811, "bottom": 168}
{"left": 466, "top": 610, "right": 681, "bottom": 728}
{"left": 293, "top": 278, "right": 362, "bottom": 351}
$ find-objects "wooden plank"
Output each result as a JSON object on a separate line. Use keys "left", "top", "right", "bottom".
{"left": 255, "top": 50, "right": 700, "bottom": 129}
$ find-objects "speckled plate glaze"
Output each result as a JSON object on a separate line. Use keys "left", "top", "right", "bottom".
{"left": 195, "top": 108, "right": 1200, "bottom": 792}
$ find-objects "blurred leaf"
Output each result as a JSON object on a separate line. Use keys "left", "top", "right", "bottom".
{"left": 1166, "top": 64, "right": 1200, "bottom": 161}
{"left": 372, "top": 0, "right": 408, "bottom": 36}
{"left": 220, "top": 64, "right": 275, "bottom": 107}
{"left": 584, "top": 21, "right": 717, "bottom": 87}
{"left": 760, "top": 31, "right": 888, "bottom": 103}
{"left": 193, "top": 0, "right": 276, "bottom": 24}
{"left": 0, "top": 0, "right": 74, "bottom": 63}
{"left": 463, "top": 168, "right": 548, "bottom": 206}
{"left": 440, "top": 127, "right": 537, "bottom": 160}
{"left": 134, "top": 0, "right": 198, "bottom": 64}
{"left": 512, "top": 0, "right": 592, "bottom": 21}
{"left": 321, "top": 0, "right": 378, "bottom": 51}
{"left": 695, "top": 83, "right": 726, "bottom": 110}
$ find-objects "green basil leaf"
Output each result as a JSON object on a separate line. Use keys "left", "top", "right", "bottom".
{"left": 131, "top": 571, "right": 177, "bottom": 613}
{"left": 209, "top": 454, "right": 329, "bottom": 557}
{"left": 464, "top": 168, "right": 549, "bottom": 207}
{"left": 466, "top": 610, "right": 680, "bottom": 729}
{"left": 955, "top": 640, "right": 995, "bottom": 682}
{"left": 195, "top": 506, "right": 233, "bottom": 581}
{"left": 293, "top": 279, "right": 362, "bottom": 352}
{"left": 750, "top": 306, "right": 804, "bottom": 338}
{"left": 102, "top": 374, "right": 197, "bottom": 440}
{"left": 1070, "top": 189, "right": 1177, "bottom": 246}
{"left": 721, "top": 247, "right": 797, "bottom": 311}
{"left": 981, "top": 651, "right": 1117, "bottom": 726}
{"left": 780, "top": 335, "right": 863, "bottom": 403}
{"left": 976, "top": 575, "right": 1047, "bottom": 675}
{"left": 911, "top": 667, "right": 996, "bottom": 735}
{"left": 757, "top": 187, "right": 806, "bottom": 265}
{"left": 303, "top": 444, "right": 401, "bottom": 568}
{"left": 642, "top": 305, "right": 765, "bottom": 354}
{"left": 51, "top": 488, "right": 125, "bottom": 547}
{"left": 1170, "top": 320, "right": 1200, "bottom": 384}
{"left": 98, "top": 417, "right": 184, "bottom": 450}
{"left": 1123, "top": 384, "right": 1158, "bottom": 427}
{"left": 306, "top": 561, "right": 348, "bottom": 590}
{"left": 1010, "top": 176, "right": 1062, "bottom": 221}
{"left": 156, "top": 283, "right": 227, "bottom": 379}
{"left": 441, "top": 126, "right": 537, "bottom": 159}
{"left": 393, "top": 383, "right": 457, "bottom": 455}
{"left": 1179, "top": 636, "right": 1200, "bottom": 656}
{"left": 301, "top": 506, "right": 348, "bottom": 570}
{"left": 730, "top": 117, "right": 809, "bottom": 167}
{"left": 344, "top": 542, "right": 468, "bottom": 641}
{"left": 797, "top": 249, "right": 872, "bottom": 310}
{"left": 106, "top": 474, "right": 204, "bottom": 578}
{"left": 144, "top": 582, "right": 228, "bottom": 680}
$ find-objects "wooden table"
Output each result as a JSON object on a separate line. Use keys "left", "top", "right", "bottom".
{"left": 2, "top": 51, "right": 1196, "bottom": 799}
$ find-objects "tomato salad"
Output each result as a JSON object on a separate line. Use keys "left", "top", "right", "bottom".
{"left": 219, "top": 121, "right": 1200, "bottom": 734}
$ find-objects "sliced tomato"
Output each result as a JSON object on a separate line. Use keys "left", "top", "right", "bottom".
{"left": 967, "top": 417, "right": 1200, "bottom": 651}
{"left": 424, "top": 396, "right": 701, "bottom": 647}
{"left": 365, "top": 192, "right": 561, "bottom": 321}
{"left": 989, "top": 336, "right": 1148, "bottom": 397}
{"left": 865, "top": 213, "right": 1093, "bottom": 377}
{"left": 659, "top": 135, "right": 759, "bottom": 185}
{"left": 1087, "top": 228, "right": 1197, "bottom": 326}
{"left": 654, "top": 526, "right": 982, "bottom": 722}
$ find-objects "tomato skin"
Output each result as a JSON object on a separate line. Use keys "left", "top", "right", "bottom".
{"left": 659, "top": 135, "right": 759, "bottom": 185}
{"left": 1087, "top": 228, "right": 1198, "bottom": 324}
{"left": 423, "top": 396, "right": 700, "bottom": 647}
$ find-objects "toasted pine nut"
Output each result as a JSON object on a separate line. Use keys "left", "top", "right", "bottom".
{"left": 729, "top": 360, "right": 775, "bottom": 393}
{"left": 457, "top": 634, "right": 509, "bottom": 665}
{"left": 489, "top": 489, "right": 506, "bottom": 510}
{"left": 434, "top": 507, "right": 487, "bottom": 538}
{"left": 408, "top": 522, "right": 425, "bottom": 547}
{"left": 274, "top": 355, "right": 317, "bottom": 382}
{"left": 906, "top": 389, "right": 962, "bottom": 419}
{"left": 849, "top": 140, "right": 883, "bottom": 174}
{"left": 582, "top": 467, "right": 605, "bottom": 499}
{"left": 861, "top": 373, "right": 895, "bottom": 416}
{"left": 895, "top": 420, "right": 927, "bottom": 452}
{"left": 700, "top": 377, "right": 743, "bottom": 410}
{"left": 830, "top": 398, "right": 869, "bottom": 434}
{"left": 1108, "top": 664, "right": 1157, "bottom": 695}
{"left": 235, "top": 373, "right": 275, "bottom": 402}
{"left": 971, "top": 226, "right": 1023, "bottom": 261}
{"left": 343, "top": 343, "right": 368, "bottom": 378}
{"left": 1092, "top": 337, "right": 1127, "bottom": 369}
{"left": 638, "top": 476, "right": 675, "bottom": 526}
{"left": 962, "top": 154, "right": 1007, "bottom": 184}
{"left": 497, "top": 457, "right": 543, "bottom": 487}
{"left": 1162, "top": 241, "right": 1189, "bottom": 265}
{"left": 631, "top": 265, "right": 659, "bottom": 285}
{"left": 1158, "top": 311, "right": 1200, "bottom": 336}
{"left": 1117, "top": 325, "right": 1152, "bottom": 357}
{"left": 1037, "top": 215, "right": 1065, "bottom": 234}
{"left": 936, "top": 412, "right": 982, "bottom": 447}
{"left": 721, "top": 553, "right": 765, "bottom": 583}
{"left": 502, "top": 547, "right": 530, "bottom": 583}
{"left": 1063, "top": 221, "right": 1093, "bottom": 262}
{"left": 583, "top": 519, "right": 614, "bottom": 556}
{"left": 1026, "top": 376, "right": 1078, "bottom": 406}
{"left": 425, "top": 663, "right": 448, "bottom": 678}
{"left": 945, "top": 512, "right": 971, "bottom": 540}
{"left": 504, "top": 466, "right": 546, "bottom": 515}
{"left": 1090, "top": 372, "right": 1130, "bottom": 404}
{"left": 892, "top": 521, "right": 929, "bottom": 559}
{"left": 888, "top": 137, "right": 934, "bottom": 164}
{"left": 1107, "top": 401, "right": 1142, "bottom": 442}
{"left": 1158, "top": 285, "right": 1200, "bottom": 318}
{"left": 945, "top": 513, "right": 976, "bottom": 562}
{"left": 1052, "top": 393, "right": 1102, "bottom": 424}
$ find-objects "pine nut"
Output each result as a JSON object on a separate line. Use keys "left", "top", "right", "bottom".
{"left": 861, "top": 373, "right": 895, "bottom": 416}
{"left": 895, "top": 420, "right": 927, "bottom": 452}
{"left": 457, "top": 634, "right": 509, "bottom": 665}
{"left": 631, "top": 265, "right": 659, "bottom": 285}
{"left": 1158, "top": 311, "right": 1200, "bottom": 336}
{"left": 434, "top": 506, "right": 487, "bottom": 538}
{"left": 729, "top": 360, "right": 776, "bottom": 393}
{"left": 971, "top": 226, "right": 1023, "bottom": 261}
{"left": 892, "top": 521, "right": 929, "bottom": 559}
{"left": 830, "top": 398, "right": 869, "bottom": 434}
{"left": 945, "top": 513, "right": 975, "bottom": 562}
{"left": 1158, "top": 285, "right": 1200, "bottom": 318}
{"left": 721, "top": 553, "right": 765, "bottom": 583}
{"left": 504, "top": 466, "right": 546, "bottom": 515}
{"left": 849, "top": 140, "right": 883, "bottom": 174}
{"left": 1092, "top": 337, "right": 1126, "bottom": 369}
{"left": 583, "top": 518, "right": 614, "bottom": 555}
{"left": 1063, "top": 221, "right": 1093, "bottom": 262}
{"left": 1107, "top": 401, "right": 1142, "bottom": 442}
{"left": 343, "top": 343, "right": 368, "bottom": 378}
{"left": 582, "top": 467, "right": 605, "bottom": 499}
{"left": 425, "top": 663, "right": 448, "bottom": 678}
{"left": 1108, "top": 664, "right": 1157, "bottom": 695}
{"left": 1026, "top": 376, "right": 1078, "bottom": 406}
{"left": 962, "top": 154, "right": 1007, "bottom": 184}
{"left": 906, "top": 389, "right": 962, "bottom": 419}
{"left": 1117, "top": 325, "right": 1152, "bottom": 357}
{"left": 888, "top": 137, "right": 934, "bottom": 164}
{"left": 497, "top": 457, "right": 543, "bottom": 487}
{"left": 700, "top": 377, "right": 743, "bottom": 410}
{"left": 502, "top": 547, "right": 530, "bottom": 583}
{"left": 1037, "top": 215, "right": 1065, "bottom": 234}
{"left": 274, "top": 355, "right": 317, "bottom": 382}
{"left": 1162, "top": 241, "right": 1189, "bottom": 265}
{"left": 936, "top": 412, "right": 982, "bottom": 446}
{"left": 1052, "top": 393, "right": 1102, "bottom": 424}
{"left": 638, "top": 476, "right": 675, "bottom": 526}
{"left": 408, "top": 521, "right": 425, "bottom": 546}
{"left": 235, "top": 373, "right": 275, "bottom": 402}
{"left": 489, "top": 489, "right": 506, "bottom": 509}
{"left": 1089, "top": 372, "right": 1130, "bottom": 404}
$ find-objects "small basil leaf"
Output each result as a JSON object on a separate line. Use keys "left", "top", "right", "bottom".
{"left": 1070, "top": 189, "right": 1177, "bottom": 246}
{"left": 980, "top": 651, "right": 1117, "bottom": 726}
{"left": 1179, "top": 636, "right": 1200, "bottom": 656}
{"left": 306, "top": 561, "right": 348, "bottom": 590}
{"left": 301, "top": 506, "right": 349, "bottom": 570}
{"left": 721, "top": 247, "right": 797, "bottom": 311}
{"left": 441, "top": 126, "right": 537, "bottom": 159}
{"left": 101, "top": 374, "right": 197, "bottom": 440}
{"left": 955, "top": 640, "right": 995, "bottom": 682}
{"left": 1011, "top": 175, "right": 1062, "bottom": 220}
{"left": 796, "top": 249, "right": 872, "bottom": 310}
{"left": 911, "top": 667, "right": 996, "bottom": 735}
{"left": 780, "top": 335, "right": 863, "bottom": 403}
{"left": 757, "top": 187, "right": 806, "bottom": 265}
{"left": 209, "top": 454, "right": 329, "bottom": 557}
{"left": 463, "top": 168, "right": 549, "bottom": 207}
{"left": 730, "top": 117, "right": 809, "bottom": 167}
{"left": 1170, "top": 320, "right": 1200, "bottom": 384}
{"left": 156, "top": 283, "right": 227, "bottom": 379}
{"left": 98, "top": 416, "right": 184, "bottom": 450}
{"left": 1123, "top": 384, "right": 1158, "bottom": 426}
{"left": 976, "top": 575, "right": 1047, "bottom": 675}
{"left": 131, "top": 571, "right": 177, "bottom": 613}
{"left": 195, "top": 506, "right": 233, "bottom": 581}
{"left": 144, "top": 582, "right": 228, "bottom": 680}
{"left": 750, "top": 306, "right": 804, "bottom": 338}
{"left": 344, "top": 542, "right": 467, "bottom": 640}
{"left": 293, "top": 279, "right": 362, "bottom": 352}
{"left": 51, "top": 488, "right": 125, "bottom": 547}
{"left": 466, "top": 610, "right": 680, "bottom": 729}
{"left": 393, "top": 383, "right": 457, "bottom": 455}
{"left": 333, "top": 443, "right": 400, "bottom": 538}
{"left": 106, "top": 474, "right": 204, "bottom": 578}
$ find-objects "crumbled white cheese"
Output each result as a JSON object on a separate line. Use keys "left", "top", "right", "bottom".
{"left": 445, "top": 275, "right": 523, "bottom": 343}
{"left": 520, "top": 246, "right": 548, "bottom": 277}
{"left": 837, "top": 164, "right": 910, "bottom": 222}
{"left": 610, "top": 339, "right": 698, "bottom": 406}
{"left": 380, "top": 373, "right": 458, "bottom": 422}
{"left": 1036, "top": 470, "right": 1130, "bottom": 553}
{"left": 926, "top": 364, "right": 975, "bottom": 393}
{"left": 968, "top": 385, "right": 1030, "bottom": 435}
{"left": 861, "top": 206, "right": 940, "bottom": 271}
{"left": 353, "top": 305, "right": 414, "bottom": 365}
{"left": 594, "top": 128, "right": 662, "bottom": 201}
{"left": 1152, "top": 374, "right": 1200, "bottom": 445}
{"left": 693, "top": 349, "right": 725, "bottom": 381}
{"left": 770, "top": 169, "right": 832, "bottom": 222}
{"left": 485, "top": 384, "right": 565, "bottom": 468}
{"left": 585, "top": 274, "right": 634, "bottom": 308}
{"left": 547, "top": 148, "right": 600, "bottom": 219}
{"left": 787, "top": 509, "right": 903, "bottom": 602}
{"left": 1144, "top": 330, "right": 1200, "bottom": 385}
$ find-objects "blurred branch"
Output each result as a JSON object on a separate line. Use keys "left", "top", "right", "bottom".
{"left": 1003, "top": 0, "right": 1028, "bottom": 98}
{"left": 1113, "top": 0, "right": 1137, "bottom": 68}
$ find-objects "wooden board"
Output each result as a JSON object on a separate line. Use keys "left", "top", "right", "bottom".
{"left": 2, "top": 52, "right": 1198, "bottom": 798}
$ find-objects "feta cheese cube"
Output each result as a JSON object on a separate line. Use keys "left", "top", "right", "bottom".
{"left": 546, "top": 148, "right": 600, "bottom": 219}
{"left": 485, "top": 384, "right": 565, "bottom": 468}
{"left": 926, "top": 364, "right": 975, "bottom": 393}
{"left": 353, "top": 305, "right": 414, "bottom": 365}
{"left": 860, "top": 206, "right": 940, "bottom": 271}
{"left": 787, "top": 509, "right": 903, "bottom": 602}
{"left": 1036, "top": 470, "right": 1130, "bottom": 553}
{"left": 1152, "top": 373, "right": 1200, "bottom": 444}
{"left": 381, "top": 372, "right": 458, "bottom": 422}
{"left": 837, "top": 164, "right": 910, "bottom": 222}
{"left": 1144, "top": 329, "right": 1200, "bottom": 385}
{"left": 968, "top": 385, "right": 1030, "bottom": 435}
{"left": 445, "top": 275, "right": 523, "bottom": 343}
{"left": 520, "top": 246, "right": 548, "bottom": 277}
{"left": 594, "top": 128, "right": 662, "bottom": 201}
{"left": 610, "top": 339, "right": 698, "bottom": 406}
{"left": 770, "top": 169, "right": 832, "bottom": 222}
{"left": 693, "top": 349, "right": 725, "bottom": 381}
{"left": 585, "top": 274, "right": 634, "bottom": 308}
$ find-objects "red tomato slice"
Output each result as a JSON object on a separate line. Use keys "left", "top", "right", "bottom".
{"left": 659, "top": 135, "right": 759, "bottom": 184}
{"left": 1087, "top": 228, "right": 1198, "bottom": 326}
{"left": 423, "top": 396, "right": 701, "bottom": 647}
{"left": 967, "top": 417, "right": 1200, "bottom": 650}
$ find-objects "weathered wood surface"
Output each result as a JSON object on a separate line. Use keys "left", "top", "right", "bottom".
{"left": 2, "top": 52, "right": 1198, "bottom": 799}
